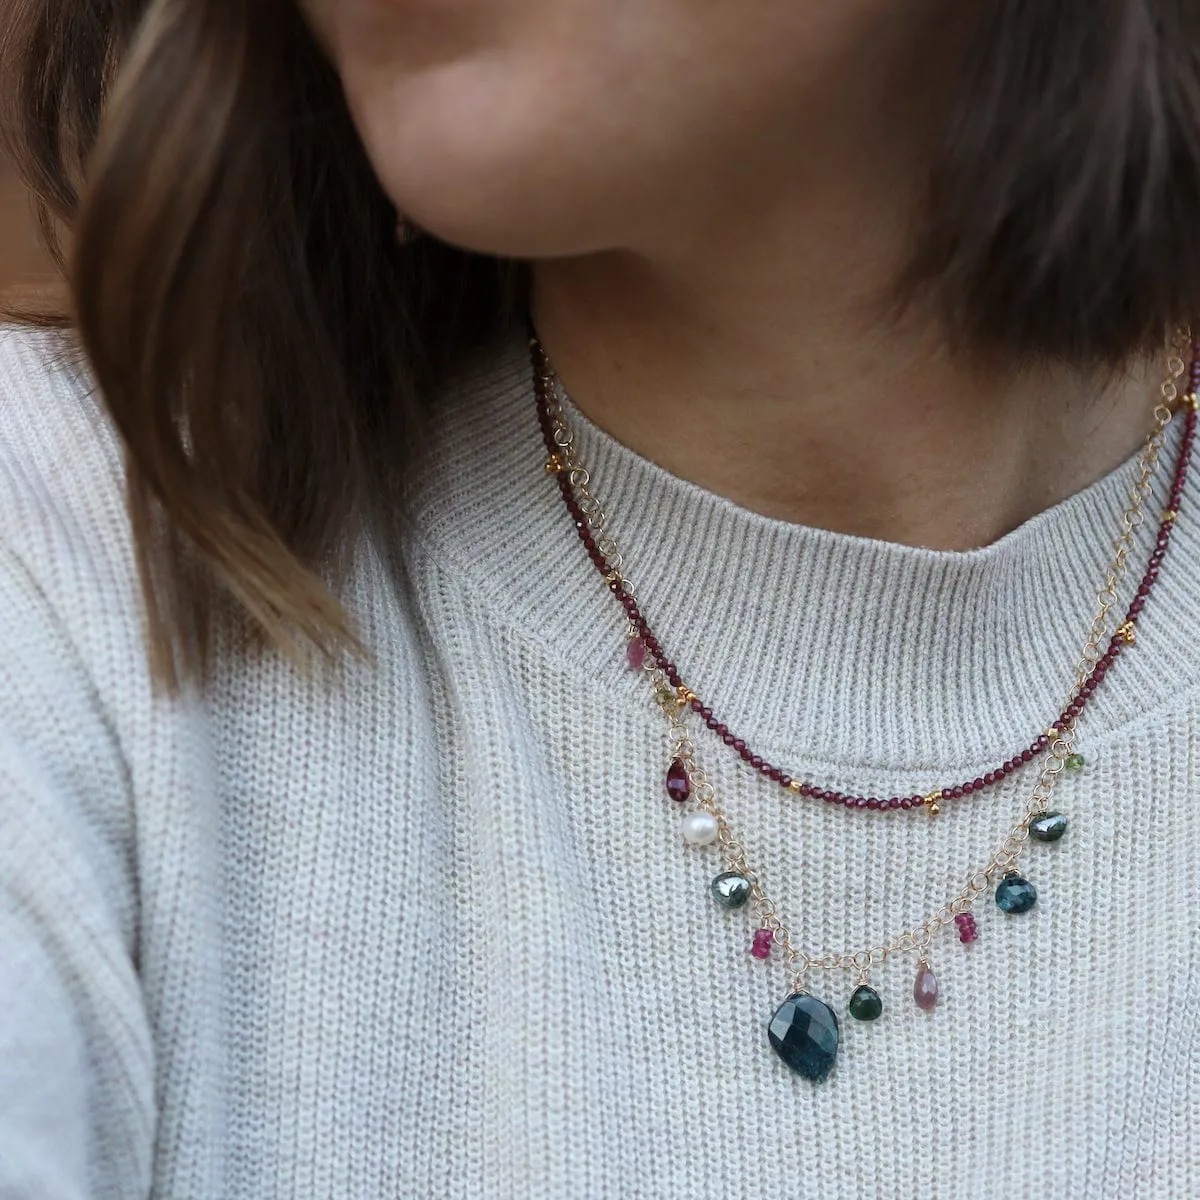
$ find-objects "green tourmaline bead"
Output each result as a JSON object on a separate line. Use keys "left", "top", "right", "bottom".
{"left": 711, "top": 871, "right": 752, "bottom": 909}
{"left": 847, "top": 984, "right": 883, "bottom": 1022}
{"left": 1030, "top": 811, "right": 1068, "bottom": 842}
{"left": 1065, "top": 753, "right": 1086, "bottom": 772}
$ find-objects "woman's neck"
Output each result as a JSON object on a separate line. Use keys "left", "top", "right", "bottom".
{"left": 530, "top": 246, "right": 1159, "bottom": 551}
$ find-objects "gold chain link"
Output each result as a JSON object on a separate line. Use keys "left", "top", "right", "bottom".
{"left": 1073, "top": 353, "right": 1183, "bottom": 687}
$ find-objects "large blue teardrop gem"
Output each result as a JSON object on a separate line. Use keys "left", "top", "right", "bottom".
{"left": 995, "top": 873, "right": 1037, "bottom": 913}
{"left": 768, "top": 992, "right": 840, "bottom": 1082}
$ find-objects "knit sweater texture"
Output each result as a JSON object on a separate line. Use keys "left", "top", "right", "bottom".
{"left": 0, "top": 325, "right": 1197, "bottom": 1199}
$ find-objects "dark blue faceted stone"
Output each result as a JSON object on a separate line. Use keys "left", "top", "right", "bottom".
{"left": 995, "top": 874, "right": 1037, "bottom": 914}
{"left": 768, "top": 992, "right": 840, "bottom": 1082}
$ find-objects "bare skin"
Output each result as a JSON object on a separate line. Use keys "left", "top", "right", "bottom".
{"left": 530, "top": 250, "right": 1158, "bottom": 551}
{"left": 305, "top": 0, "right": 1160, "bottom": 549}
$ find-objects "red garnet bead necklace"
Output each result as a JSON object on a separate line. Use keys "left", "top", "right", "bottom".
{"left": 532, "top": 332, "right": 1198, "bottom": 1081}
{"left": 533, "top": 339, "right": 1195, "bottom": 820}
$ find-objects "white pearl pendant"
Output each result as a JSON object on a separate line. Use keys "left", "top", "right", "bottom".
{"left": 681, "top": 811, "right": 719, "bottom": 845}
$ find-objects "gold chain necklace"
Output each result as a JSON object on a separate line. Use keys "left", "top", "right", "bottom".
{"left": 532, "top": 336, "right": 1195, "bottom": 1080}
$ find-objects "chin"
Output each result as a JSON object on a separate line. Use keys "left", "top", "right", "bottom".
{"left": 344, "top": 69, "right": 636, "bottom": 261}
{"left": 395, "top": 180, "right": 619, "bottom": 261}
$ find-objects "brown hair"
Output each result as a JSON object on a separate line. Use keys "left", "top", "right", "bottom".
{"left": 2, "top": 0, "right": 1199, "bottom": 683}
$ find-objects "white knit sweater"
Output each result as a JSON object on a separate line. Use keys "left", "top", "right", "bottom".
{"left": 0, "top": 324, "right": 1197, "bottom": 1199}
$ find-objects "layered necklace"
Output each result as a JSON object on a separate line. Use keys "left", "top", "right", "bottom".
{"left": 531, "top": 335, "right": 1197, "bottom": 1082}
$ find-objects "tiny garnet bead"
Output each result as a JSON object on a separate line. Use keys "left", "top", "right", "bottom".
{"left": 751, "top": 928, "right": 774, "bottom": 960}
{"left": 954, "top": 913, "right": 978, "bottom": 944}
{"left": 665, "top": 758, "right": 691, "bottom": 803}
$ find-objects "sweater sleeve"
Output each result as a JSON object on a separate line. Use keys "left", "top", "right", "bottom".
{"left": 0, "top": 541, "right": 156, "bottom": 1195}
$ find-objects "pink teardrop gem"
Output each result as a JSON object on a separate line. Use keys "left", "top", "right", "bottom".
{"left": 913, "top": 961, "right": 939, "bottom": 1011}
{"left": 626, "top": 637, "right": 647, "bottom": 670}
{"left": 751, "top": 929, "right": 774, "bottom": 960}
{"left": 665, "top": 758, "right": 691, "bottom": 803}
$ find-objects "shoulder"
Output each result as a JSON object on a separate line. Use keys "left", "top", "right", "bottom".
{"left": 0, "top": 324, "right": 128, "bottom": 567}
{"left": 0, "top": 329, "right": 163, "bottom": 1195}
{"left": 0, "top": 326, "right": 159, "bottom": 768}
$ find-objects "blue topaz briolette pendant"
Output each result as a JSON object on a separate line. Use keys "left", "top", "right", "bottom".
{"left": 768, "top": 991, "right": 841, "bottom": 1082}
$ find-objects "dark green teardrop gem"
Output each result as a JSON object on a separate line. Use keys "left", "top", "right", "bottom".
{"left": 847, "top": 984, "right": 883, "bottom": 1022}
{"left": 1030, "top": 811, "right": 1068, "bottom": 842}
{"left": 710, "top": 871, "right": 752, "bottom": 909}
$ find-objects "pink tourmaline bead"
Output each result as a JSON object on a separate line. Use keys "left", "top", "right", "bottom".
{"left": 751, "top": 929, "right": 774, "bottom": 960}
{"left": 914, "top": 961, "right": 939, "bottom": 1011}
{"left": 954, "top": 913, "right": 978, "bottom": 944}
{"left": 626, "top": 637, "right": 646, "bottom": 670}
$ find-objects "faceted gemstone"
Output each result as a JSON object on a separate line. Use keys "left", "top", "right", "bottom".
{"left": 750, "top": 928, "right": 774, "bottom": 959}
{"left": 954, "top": 913, "right": 978, "bottom": 944}
{"left": 681, "top": 812, "right": 719, "bottom": 845}
{"left": 1030, "top": 811, "right": 1068, "bottom": 842}
{"left": 847, "top": 984, "right": 883, "bottom": 1022}
{"left": 768, "top": 992, "right": 840, "bottom": 1082}
{"left": 913, "top": 962, "right": 939, "bottom": 1011}
{"left": 995, "top": 873, "right": 1037, "bottom": 913}
{"left": 626, "top": 637, "right": 647, "bottom": 670}
{"left": 711, "top": 871, "right": 752, "bottom": 909}
{"left": 1064, "top": 753, "right": 1086, "bottom": 772}
{"left": 665, "top": 758, "right": 691, "bottom": 803}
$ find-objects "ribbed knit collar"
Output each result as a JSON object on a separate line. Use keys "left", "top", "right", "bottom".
{"left": 406, "top": 327, "right": 1200, "bottom": 775}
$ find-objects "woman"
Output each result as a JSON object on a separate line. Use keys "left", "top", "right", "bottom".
{"left": 1, "top": 1, "right": 1197, "bottom": 1196}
